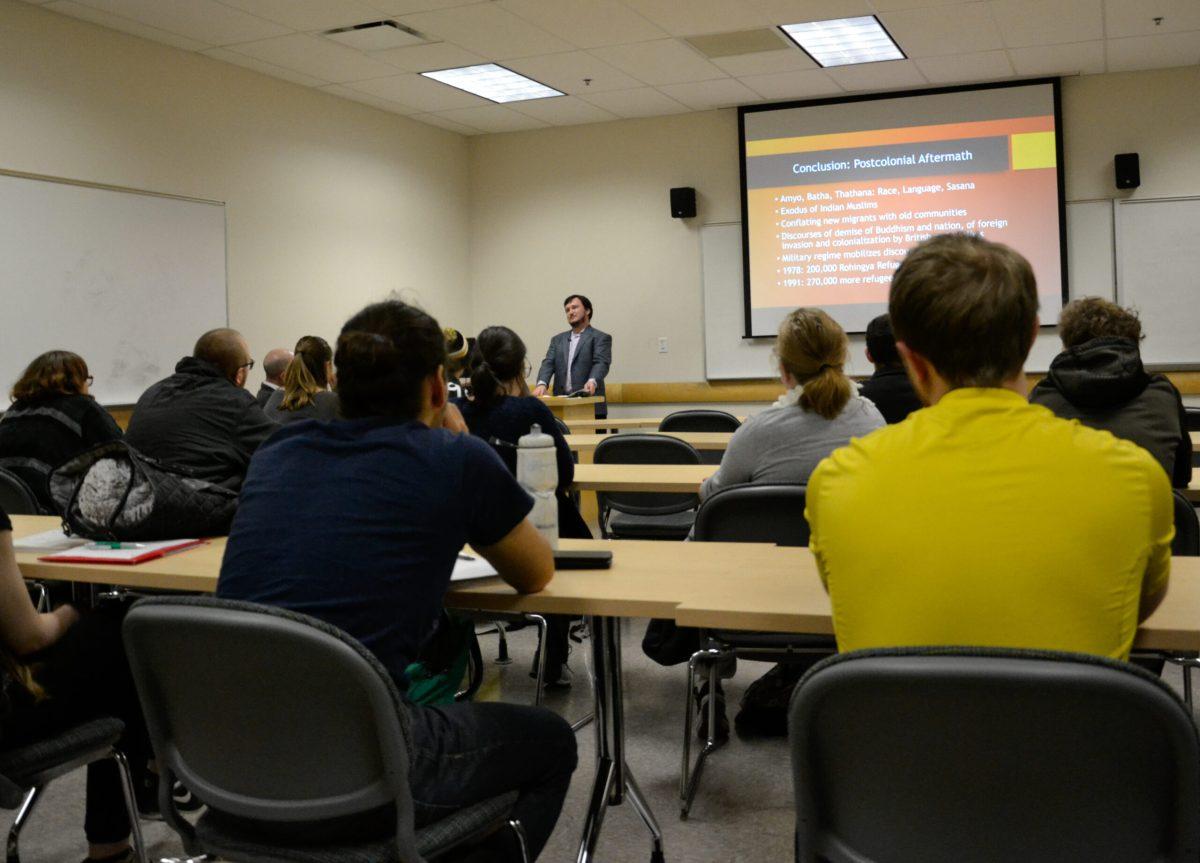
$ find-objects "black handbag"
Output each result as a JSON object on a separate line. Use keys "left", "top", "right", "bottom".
{"left": 49, "top": 440, "right": 238, "bottom": 540}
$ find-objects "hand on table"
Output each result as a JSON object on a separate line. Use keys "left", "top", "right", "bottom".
{"left": 532, "top": 384, "right": 547, "bottom": 397}
{"left": 583, "top": 380, "right": 597, "bottom": 396}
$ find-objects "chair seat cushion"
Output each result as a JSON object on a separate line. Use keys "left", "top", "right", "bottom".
{"left": 608, "top": 509, "right": 695, "bottom": 539}
{"left": 0, "top": 717, "right": 124, "bottom": 789}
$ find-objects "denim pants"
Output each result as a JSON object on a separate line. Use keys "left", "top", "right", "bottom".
{"left": 408, "top": 700, "right": 579, "bottom": 860}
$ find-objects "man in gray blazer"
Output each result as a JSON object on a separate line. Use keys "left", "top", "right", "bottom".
{"left": 533, "top": 294, "right": 612, "bottom": 418}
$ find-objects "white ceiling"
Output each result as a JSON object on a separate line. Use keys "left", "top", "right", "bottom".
{"left": 22, "top": 0, "right": 1200, "bottom": 135}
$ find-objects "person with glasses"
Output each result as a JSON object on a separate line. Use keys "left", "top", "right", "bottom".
{"left": 125, "top": 328, "right": 274, "bottom": 490}
{"left": 0, "top": 351, "right": 123, "bottom": 511}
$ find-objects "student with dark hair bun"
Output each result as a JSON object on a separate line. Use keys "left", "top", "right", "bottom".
{"left": 218, "top": 300, "right": 576, "bottom": 862}
{"left": 263, "top": 335, "right": 339, "bottom": 424}
{"left": 0, "top": 350, "right": 123, "bottom": 511}
{"left": 457, "top": 325, "right": 590, "bottom": 687}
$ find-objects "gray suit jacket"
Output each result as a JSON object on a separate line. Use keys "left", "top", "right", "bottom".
{"left": 255, "top": 382, "right": 279, "bottom": 409}
{"left": 537, "top": 326, "right": 612, "bottom": 418}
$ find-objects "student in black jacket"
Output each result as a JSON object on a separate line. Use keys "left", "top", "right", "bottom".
{"left": 1031, "top": 298, "right": 1191, "bottom": 487}
{"left": 858, "top": 313, "right": 923, "bottom": 424}
{"left": 0, "top": 351, "right": 123, "bottom": 511}
{"left": 125, "top": 329, "right": 274, "bottom": 490}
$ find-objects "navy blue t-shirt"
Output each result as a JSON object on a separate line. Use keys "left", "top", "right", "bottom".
{"left": 217, "top": 417, "right": 532, "bottom": 683}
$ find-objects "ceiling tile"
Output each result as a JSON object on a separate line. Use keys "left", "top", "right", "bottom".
{"left": 224, "top": 33, "right": 402, "bottom": 82}
{"left": 590, "top": 39, "right": 729, "bottom": 85}
{"left": 578, "top": 86, "right": 691, "bottom": 118}
{"left": 989, "top": 0, "right": 1102, "bottom": 48}
{"left": 712, "top": 46, "right": 818, "bottom": 76}
{"left": 366, "top": 0, "right": 487, "bottom": 13}
{"left": 408, "top": 112, "right": 483, "bottom": 134}
{"left": 319, "top": 83, "right": 420, "bottom": 113}
{"left": 1104, "top": 0, "right": 1200, "bottom": 38}
{"left": 498, "top": 0, "right": 667, "bottom": 48}
{"left": 753, "top": 0, "right": 876, "bottom": 24}
{"left": 433, "top": 104, "right": 552, "bottom": 132}
{"left": 217, "top": 0, "right": 383, "bottom": 32}
{"left": 619, "top": 0, "right": 770, "bottom": 36}
{"left": 371, "top": 41, "right": 487, "bottom": 72}
{"left": 1106, "top": 30, "right": 1200, "bottom": 72}
{"left": 879, "top": 2, "right": 1004, "bottom": 57}
{"left": 1007, "top": 39, "right": 1105, "bottom": 75}
{"left": 914, "top": 48, "right": 1012, "bottom": 82}
{"left": 203, "top": 46, "right": 329, "bottom": 85}
{"left": 658, "top": 78, "right": 764, "bottom": 109}
{"left": 344, "top": 73, "right": 491, "bottom": 110}
{"left": 825, "top": 58, "right": 928, "bottom": 90}
{"left": 506, "top": 51, "right": 646, "bottom": 94}
{"left": 509, "top": 95, "right": 621, "bottom": 124}
{"left": 398, "top": 4, "right": 574, "bottom": 59}
{"left": 738, "top": 67, "right": 844, "bottom": 99}
{"left": 45, "top": 1, "right": 213, "bottom": 49}
{"left": 65, "top": 0, "right": 290, "bottom": 45}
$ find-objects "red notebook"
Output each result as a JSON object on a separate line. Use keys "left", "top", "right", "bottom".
{"left": 40, "top": 539, "right": 205, "bottom": 565}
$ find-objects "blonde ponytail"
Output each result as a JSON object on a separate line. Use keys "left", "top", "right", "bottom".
{"left": 279, "top": 335, "right": 332, "bottom": 411}
{"left": 777, "top": 308, "right": 852, "bottom": 420}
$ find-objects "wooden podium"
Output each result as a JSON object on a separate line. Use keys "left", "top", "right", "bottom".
{"left": 537, "top": 395, "right": 604, "bottom": 422}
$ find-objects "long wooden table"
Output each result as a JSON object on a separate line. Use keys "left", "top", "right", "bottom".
{"left": 539, "top": 395, "right": 604, "bottom": 422}
{"left": 565, "top": 417, "right": 746, "bottom": 433}
{"left": 572, "top": 463, "right": 717, "bottom": 494}
{"left": 565, "top": 432, "right": 732, "bottom": 455}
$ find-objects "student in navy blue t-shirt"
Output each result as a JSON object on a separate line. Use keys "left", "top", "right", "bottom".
{"left": 218, "top": 300, "right": 576, "bottom": 862}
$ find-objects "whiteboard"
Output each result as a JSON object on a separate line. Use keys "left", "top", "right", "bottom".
{"left": 703, "top": 200, "right": 1116, "bottom": 380}
{"left": 1115, "top": 196, "right": 1200, "bottom": 368}
{"left": 0, "top": 171, "right": 227, "bottom": 404}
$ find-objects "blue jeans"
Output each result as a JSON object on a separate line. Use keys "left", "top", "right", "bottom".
{"left": 408, "top": 701, "right": 579, "bottom": 860}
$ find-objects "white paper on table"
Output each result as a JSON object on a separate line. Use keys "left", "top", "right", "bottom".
{"left": 12, "top": 530, "right": 89, "bottom": 553}
{"left": 451, "top": 555, "right": 499, "bottom": 582}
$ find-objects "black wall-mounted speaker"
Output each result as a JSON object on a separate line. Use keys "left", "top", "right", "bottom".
{"left": 1115, "top": 153, "right": 1140, "bottom": 189}
{"left": 670, "top": 187, "right": 697, "bottom": 219}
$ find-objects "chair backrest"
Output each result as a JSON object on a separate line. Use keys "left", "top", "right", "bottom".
{"left": 593, "top": 433, "right": 700, "bottom": 515}
{"left": 0, "top": 468, "right": 41, "bottom": 515}
{"left": 658, "top": 409, "right": 741, "bottom": 434}
{"left": 123, "top": 596, "right": 423, "bottom": 861}
{"left": 1184, "top": 406, "right": 1200, "bottom": 432}
{"left": 1174, "top": 490, "right": 1199, "bottom": 556}
{"left": 789, "top": 647, "right": 1200, "bottom": 863}
{"left": 692, "top": 484, "right": 809, "bottom": 547}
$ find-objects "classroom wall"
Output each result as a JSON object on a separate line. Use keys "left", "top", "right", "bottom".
{"left": 469, "top": 65, "right": 1200, "bottom": 384}
{"left": 0, "top": 0, "right": 470, "bottom": 392}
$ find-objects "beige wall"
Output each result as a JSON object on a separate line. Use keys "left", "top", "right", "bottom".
{"left": 0, "top": 0, "right": 470, "bottom": 390}
{"left": 469, "top": 65, "right": 1200, "bottom": 384}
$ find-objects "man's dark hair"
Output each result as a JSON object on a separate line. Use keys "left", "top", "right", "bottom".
{"left": 889, "top": 233, "right": 1038, "bottom": 388}
{"left": 563, "top": 294, "right": 593, "bottom": 321}
{"left": 194, "top": 328, "right": 249, "bottom": 382}
{"left": 864, "top": 314, "right": 901, "bottom": 367}
{"left": 1057, "top": 297, "right": 1143, "bottom": 349}
{"left": 335, "top": 300, "right": 446, "bottom": 420}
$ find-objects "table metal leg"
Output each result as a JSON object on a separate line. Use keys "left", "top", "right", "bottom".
{"left": 576, "top": 615, "right": 665, "bottom": 863}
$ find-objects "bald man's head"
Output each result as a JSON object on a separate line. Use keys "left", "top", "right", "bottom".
{"left": 262, "top": 348, "right": 293, "bottom": 385}
{"left": 194, "top": 328, "right": 251, "bottom": 385}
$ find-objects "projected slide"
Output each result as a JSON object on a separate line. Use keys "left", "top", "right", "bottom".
{"left": 740, "top": 82, "right": 1065, "bottom": 336}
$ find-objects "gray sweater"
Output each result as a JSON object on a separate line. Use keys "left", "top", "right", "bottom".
{"left": 700, "top": 394, "right": 885, "bottom": 499}
{"left": 264, "top": 388, "right": 340, "bottom": 424}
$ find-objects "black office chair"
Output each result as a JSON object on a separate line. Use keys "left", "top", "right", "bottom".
{"left": 123, "top": 596, "right": 529, "bottom": 863}
{"left": 680, "top": 484, "right": 832, "bottom": 819}
{"left": 789, "top": 647, "right": 1200, "bottom": 863}
{"left": 659, "top": 411, "right": 740, "bottom": 465}
{"left": 593, "top": 434, "right": 701, "bottom": 540}
{"left": 0, "top": 468, "right": 42, "bottom": 515}
{"left": 0, "top": 718, "right": 147, "bottom": 863}
{"left": 1183, "top": 406, "right": 1200, "bottom": 432}
{"left": 1151, "top": 491, "right": 1200, "bottom": 702}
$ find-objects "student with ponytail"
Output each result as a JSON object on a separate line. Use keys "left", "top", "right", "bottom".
{"left": 263, "top": 335, "right": 339, "bottom": 424}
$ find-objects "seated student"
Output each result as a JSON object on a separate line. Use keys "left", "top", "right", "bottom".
{"left": 124, "top": 329, "right": 274, "bottom": 490}
{"left": 0, "top": 351, "right": 122, "bottom": 511}
{"left": 443, "top": 327, "right": 469, "bottom": 399}
{"left": 0, "top": 506, "right": 151, "bottom": 863}
{"left": 217, "top": 301, "right": 576, "bottom": 862}
{"left": 456, "top": 325, "right": 590, "bottom": 687}
{"left": 808, "top": 234, "right": 1172, "bottom": 660}
{"left": 1030, "top": 297, "right": 1191, "bottom": 488}
{"left": 857, "top": 313, "right": 923, "bottom": 424}
{"left": 255, "top": 348, "right": 292, "bottom": 408}
{"left": 263, "top": 336, "right": 339, "bottom": 424}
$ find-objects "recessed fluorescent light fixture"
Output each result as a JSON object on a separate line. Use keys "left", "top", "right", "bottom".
{"left": 779, "top": 16, "right": 905, "bottom": 68}
{"left": 421, "top": 64, "right": 562, "bottom": 103}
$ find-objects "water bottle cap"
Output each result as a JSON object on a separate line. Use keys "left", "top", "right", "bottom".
{"left": 518, "top": 423, "right": 554, "bottom": 448}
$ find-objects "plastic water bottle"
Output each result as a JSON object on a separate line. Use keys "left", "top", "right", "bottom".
{"left": 517, "top": 423, "right": 559, "bottom": 549}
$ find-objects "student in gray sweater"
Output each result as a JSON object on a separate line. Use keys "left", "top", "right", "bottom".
{"left": 701, "top": 308, "right": 885, "bottom": 500}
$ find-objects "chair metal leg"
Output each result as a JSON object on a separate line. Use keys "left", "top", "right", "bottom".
{"left": 1185, "top": 662, "right": 1194, "bottom": 708}
{"left": 525, "top": 613, "right": 548, "bottom": 707}
{"left": 495, "top": 622, "right": 513, "bottom": 665}
{"left": 112, "top": 749, "right": 148, "bottom": 863}
{"left": 507, "top": 819, "right": 531, "bottom": 863}
{"left": 625, "top": 771, "right": 665, "bottom": 863}
{"left": 6, "top": 786, "right": 41, "bottom": 863}
{"left": 571, "top": 713, "right": 595, "bottom": 733}
{"left": 679, "top": 647, "right": 727, "bottom": 820}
